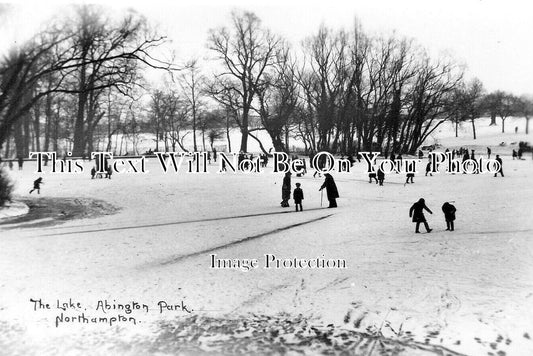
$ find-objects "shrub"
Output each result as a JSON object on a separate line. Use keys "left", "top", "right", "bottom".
{"left": 0, "top": 167, "right": 14, "bottom": 207}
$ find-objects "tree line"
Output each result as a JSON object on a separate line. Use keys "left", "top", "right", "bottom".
{"left": 1, "top": 6, "right": 532, "bottom": 162}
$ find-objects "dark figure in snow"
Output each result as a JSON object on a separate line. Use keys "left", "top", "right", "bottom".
{"left": 369, "top": 171, "right": 378, "bottom": 184}
{"left": 91, "top": 167, "right": 96, "bottom": 179}
{"left": 451, "top": 149, "right": 456, "bottom": 160}
{"left": 319, "top": 173, "right": 339, "bottom": 208}
{"left": 347, "top": 155, "right": 355, "bottom": 167}
{"left": 409, "top": 198, "right": 433, "bottom": 233}
{"left": 442, "top": 202, "right": 456, "bottom": 231}
{"left": 487, "top": 147, "right": 491, "bottom": 159}
{"left": 29, "top": 177, "right": 43, "bottom": 194}
{"left": 293, "top": 183, "right": 304, "bottom": 212}
{"left": 515, "top": 126, "right": 518, "bottom": 134}
{"left": 471, "top": 150, "right": 475, "bottom": 160}
{"left": 207, "top": 151, "right": 211, "bottom": 164}
{"left": 512, "top": 149, "right": 517, "bottom": 160}
{"left": 518, "top": 148, "right": 523, "bottom": 160}
{"left": 494, "top": 155, "right": 504, "bottom": 177}
{"left": 238, "top": 152, "right": 245, "bottom": 169}
{"left": 17, "top": 156, "right": 23, "bottom": 170}
{"left": 405, "top": 172, "right": 415, "bottom": 184}
{"left": 220, "top": 159, "right": 227, "bottom": 172}
{"left": 355, "top": 152, "right": 362, "bottom": 162}
{"left": 425, "top": 162, "right": 433, "bottom": 176}
{"left": 377, "top": 167, "right": 385, "bottom": 186}
{"left": 213, "top": 148, "right": 217, "bottom": 162}
{"left": 462, "top": 151, "right": 470, "bottom": 162}
{"left": 418, "top": 150, "right": 423, "bottom": 159}
{"left": 107, "top": 165, "right": 113, "bottom": 179}
{"left": 281, "top": 172, "right": 292, "bottom": 207}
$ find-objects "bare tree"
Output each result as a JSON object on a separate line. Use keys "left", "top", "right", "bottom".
{"left": 208, "top": 11, "right": 281, "bottom": 152}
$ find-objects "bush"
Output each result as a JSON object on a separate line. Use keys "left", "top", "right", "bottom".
{"left": 0, "top": 168, "right": 14, "bottom": 207}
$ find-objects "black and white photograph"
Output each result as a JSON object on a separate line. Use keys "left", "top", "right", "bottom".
{"left": 0, "top": 1, "right": 532, "bottom": 355}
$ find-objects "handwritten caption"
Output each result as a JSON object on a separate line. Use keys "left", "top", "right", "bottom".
{"left": 30, "top": 298, "right": 193, "bottom": 327}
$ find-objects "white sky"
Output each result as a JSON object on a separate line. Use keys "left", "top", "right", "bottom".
{"left": 1, "top": 0, "right": 532, "bottom": 95}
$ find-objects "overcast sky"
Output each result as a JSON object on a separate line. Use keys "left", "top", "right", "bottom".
{"left": 1, "top": 0, "right": 532, "bottom": 95}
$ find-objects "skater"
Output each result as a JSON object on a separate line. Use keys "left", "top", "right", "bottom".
{"left": 17, "top": 156, "right": 23, "bottom": 170}
{"left": 319, "top": 173, "right": 339, "bottom": 208}
{"left": 487, "top": 147, "right": 491, "bottom": 159}
{"left": 425, "top": 161, "right": 433, "bottom": 176}
{"left": 29, "top": 177, "right": 44, "bottom": 194}
{"left": 441, "top": 202, "right": 456, "bottom": 231}
{"left": 518, "top": 148, "right": 523, "bottom": 160}
{"left": 409, "top": 198, "right": 433, "bottom": 233}
{"left": 91, "top": 166, "right": 96, "bottom": 179}
{"left": 369, "top": 170, "right": 378, "bottom": 184}
{"left": 512, "top": 149, "right": 517, "bottom": 160}
{"left": 213, "top": 148, "right": 217, "bottom": 162}
{"left": 377, "top": 167, "right": 385, "bottom": 186}
{"left": 280, "top": 172, "right": 291, "bottom": 207}
{"left": 405, "top": 172, "right": 414, "bottom": 184}
{"left": 494, "top": 155, "right": 504, "bottom": 177}
{"left": 106, "top": 165, "right": 113, "bottom": 179}
{"left": 293, "top": 183, "right": 304, "bottom": 212}
{"left": 418, "top": 150, "right": 423, "bottom": 159}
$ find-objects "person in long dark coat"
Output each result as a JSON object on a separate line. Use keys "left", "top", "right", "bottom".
{"left": 293, "top": 183, "right": 304, "bottom": 212}
{"left": 441, "top": 202, "right": 456, "bottom": 231}
{"left": 494, "top": 155, "right": 504, "bottom": 177}
{"left": 319, "top": 173, "right": 339, "bottom": 208}
{"left": 281, "top": 172, "right": 291, "bottom": 207}
{"left": 409, "top": 198, "right": 433, "bottom": 233}
{"left": 377, "top": 167, "right": 385, "bottom": 186}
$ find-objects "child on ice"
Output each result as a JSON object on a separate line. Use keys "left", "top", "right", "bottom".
{"left": 29, "top": 177, "right": 43, "bottom": 194}
{"left": 441, "top": 202, "right": 457, "bottom": 231}
{"left": 293, "top": 183, "right": 304, "bottom": 212}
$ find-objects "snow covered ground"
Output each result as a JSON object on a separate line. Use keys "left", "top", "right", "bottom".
{"left": 0, "top": 117, "right": 532, "bottom": 355}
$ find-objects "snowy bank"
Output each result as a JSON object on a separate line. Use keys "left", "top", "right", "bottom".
{"left": 0, "top": 200, "right": 29, "bottom": 220}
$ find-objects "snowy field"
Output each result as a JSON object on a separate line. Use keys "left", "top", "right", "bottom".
{"left": 0, "top": 117, "right": 532, "bottom": 355}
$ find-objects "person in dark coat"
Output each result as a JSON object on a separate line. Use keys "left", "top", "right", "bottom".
{"left": 441, "top": 202, "right": 456, "bottom": 231}
{"left": 319, "top": 173, "right": 339, "bottom": 208}
{"left": 487, "top": 147, "right": 491, "bottom": 159}
{"left": 405, "top": 172, "right": 415, "bottom": 184}
{"left": 369, "top": 171, "right": 378, "bottom": 184}
{"left": 377, "top": 167, "right": 385, "bottom": 186}
{"left": 213, "top": 148, "right": 217, "bottom": 162}
{"left": 425, "top": 161, "right": 433, "bottom": 176}
{"left": 293, "top": 183, "right": 304, "bottom": 212}
{"left": 494, "top": 155, "right": 504, "bottom": 177}
{"left": 512, "top": 150, "right": 517, "bottom": 160}
{"left": 409, "top": 198, "right": 433, "bottom": 233}
{"left": 29, "top": 177, "right": 44, "bottom": 194}
{"left": 281, "top": 172, "right": 291, "bottom": 207}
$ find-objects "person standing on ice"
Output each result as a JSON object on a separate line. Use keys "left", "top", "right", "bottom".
{"left": 319, "top": 173, "right": 339, "bottom": 208}
{"left": 441, "top": 202, "right": 456, "bottom": 231}
{"left": 281, "top": 172, "right": 291, "bottom": 207}
{"left": 405, "top": 171, "right": 415, "bottom": 184}
{"left": 494, "top": 155, "right": 504, "bottom": 177}
{"left": 409, "top": 198, "right": 433, "bottom": 233}
{"left": 293, "top": 183, "right": 304, "bottom": 212}
{"left": 29, "top": 177, "right": 44, "bottom": 194}
{"left": 487, "top": 147, "right": 491, "bottom": 159}
{"left": 377, "top": 167, "right": 385, "bottom": 186}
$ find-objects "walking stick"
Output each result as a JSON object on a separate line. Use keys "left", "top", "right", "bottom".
{"left": 320, "top": 189, "right": 323, "bottom": 207}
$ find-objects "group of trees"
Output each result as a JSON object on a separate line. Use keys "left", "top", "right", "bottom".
{"left": 1, "top": 6, "right": 532, "bottom": 164}
{"left": 0, "top": 6, "right": 175, "bottom": 161}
